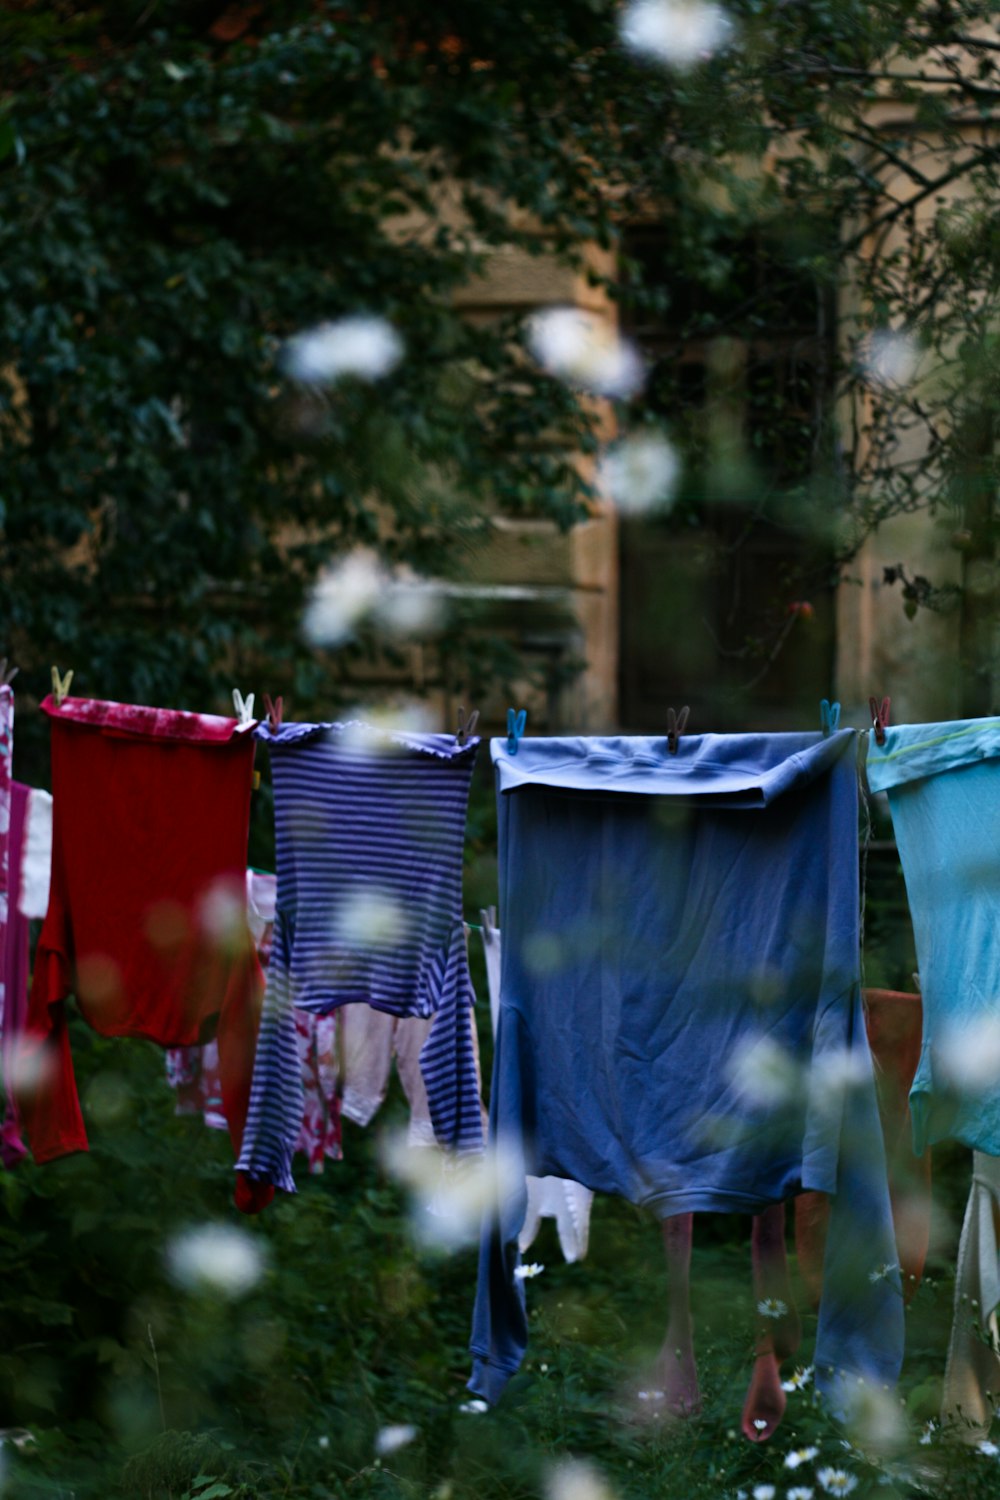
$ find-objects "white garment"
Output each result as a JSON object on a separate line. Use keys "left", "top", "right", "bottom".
{"left": 943, "top": 1152, "right": 1000, "bottom": 1434}
{"left": 480, "top": 908, "right": 593, "bottom": 1263}
{"left": 18, "top": 787, "right": 52, "bottom": 920}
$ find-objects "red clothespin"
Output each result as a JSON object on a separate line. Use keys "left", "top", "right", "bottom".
{"left": 868, "top": 694, "right": 891, "bottom": 746}
{"left": 667, "top": 705, "right": 690, "bottom": 755}
{"left": 263, "top": 693, "right": 283, "bottom": 730}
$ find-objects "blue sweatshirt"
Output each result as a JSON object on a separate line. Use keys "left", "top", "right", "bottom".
{"left": 469, "top": 729, "right": 903, "bottom": 1406}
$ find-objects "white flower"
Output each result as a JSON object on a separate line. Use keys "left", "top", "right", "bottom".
{"left": 282, "top": 315, "right": 403, "bottom": 384}
{"left": 382, "top": 1135, "right": 521, "bottom": 1251}
{"left": 619, "top": 0, "right": 733, "bottom": 68}
{"left": 977, "top": 1439, "right": 1000, "bottom": 1457}
{"left": 514, "top": 1262, "right": 545, "bottom": 1281}
{"left": 333, "top": 888, "right": 409, "bottom": 950}
{"left": 918, "top": 1420, "right": 936, "bottom": 1445}
{"left": 752, "top": 1487, "right": 775, "bottom": 1500}
{"left": 527, "top": 307, "right": 644, "bottom": 398}
{"left": 637, "top": 1389, "right": 665, "bottom": 1402}
{"left": 727, "top": 1034, "right": 801, "bottom": 1109}
{"left": 318, "top": 1436, "right": 330, "bottom": 1450}
{"left": 166, "top": 1223, "right": 265, "bottom": 1298}
{"left": 375, "top": 571, "right": 445, "bottom": 639}
{"left": 375, "top": 1425, "right": 418, "bottom": 1456}
{"left": 788, "top": 1489, "right": 814, "bottom": 1500}
{"left": 458, "top": 1399, "right": 489, "bottom": 1415}
{"left": 860, "top": 330, "right": 919, "bottom": 390}
{"left": 816, "top": 1471, "right": 857, "bottom": 1495}
{"left": 936, "top": 1015, "right": 1000, "bottom": 1094}
{"left": 781, "top": 1365, "right": 814, "bottom": 1393}
{"left": 753, "top": 1418, "right": 769, "bottom": 1431}
{"left": 303, "top": 549, "right": 388, "bottom": 646}
{"left": 784, "top": 1447, "right": 819, "bottom": 1469}
{"left": 598, "top": 432, "right": 680, "bottom": 515}
{"left": 757, "top": 1298, "right": 788, "bottom": 1319}
{"left": 545, "top": 1459, "right": 616, "bottom": 1500}
{"left": 868, "top": 1263, "right": 899, "bottom": 1284}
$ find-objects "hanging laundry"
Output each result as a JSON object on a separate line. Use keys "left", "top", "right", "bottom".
{"left": 236, "top": 720, "right": 481, "bottom": 1207}
{"left": 18, "top": 786, "right": 52, "bottom": 921}
{"left": 867, "top": 716, "right": 1000, "bottom": 1154}
{"left": 0, "top": 685, "right": 15, "bottom": 1164}
{"left": 942, "top": 1153, "right": 1000, "bottom": 1434}
{"left": 469, "top": 731, "right": 903, "bottom": 1407}
{"left": 166, "top": 871, "right": 343, "bottom": 1172}
{"left": 479, "top": 910, "right": 593, "bottom": 1264}
{"left": 794, "top": 988, "right": 932, "bottom": 1306}
{"left": 17, "top": 695, "right": 264, "bottom": 1171}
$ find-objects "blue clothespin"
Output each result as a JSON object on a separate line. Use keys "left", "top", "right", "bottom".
{"left": 820, "top": 699, "right": 841, "bottom": 737}
{"left": 506, "top": 707, "right": 527, "bottom": 755}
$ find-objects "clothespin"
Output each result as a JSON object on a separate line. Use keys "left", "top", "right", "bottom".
{"left": 232, "top": 688, "right": 255, "bottom": 732}
{"left": 820, "top": 699, "right": 841, "bottom": 737}
{"left": 0, "top": 658, "right": 17, "bottom": 687}
{"left": 263, "top": 693, "right": 283, "bottom": 731}
{"left": 51, "top": 666, "right": 73, "bottom": 706}
{"left": 868, "top": 694, "right": 891, "bottom": 747}
{"left": 506, "top": 707, "right": 527, "bottom": 756}
{"left": 666, "top": 705, "right": 690, "bottom": 755}
{"left": 456, "top": 705, "right": 479, "bottom": 746}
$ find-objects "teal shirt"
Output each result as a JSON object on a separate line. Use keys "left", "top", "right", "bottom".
{"left": 867, "top": 716, "right": 1000, "bottom": 1154}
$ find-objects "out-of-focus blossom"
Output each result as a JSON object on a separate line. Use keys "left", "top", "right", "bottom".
{"left": 781, "top": 1365, "right": 814, "bottom": 1393}
{"left": 757, "top": 1297, "right": 788, "bottom": 1319}
{"left": 527, "top": 308, "right": 644, "bottom": 398}
{"left": 303, "top": 549, "right": 444, "bottom": 648}
{"left": 282, "top": 315, "right": 403, "bottom": 385}
{"left": 199, "top": 876, "right": 248, "bottom": 952}
{"left": 788, "top": 1489, "right": 815, "bottom": 1500}
{"left": 728, "top": 1034, "right": 800, "bottom": 1108}
{"left": 811, "top": 1047, "right": 871, "bottom": 1108}
{"left": 637, "top": 1389, "right": 665, "bottom": 1401}
{"left": 868, "top": 1262, "right": 899, "bottom": 1284}
{"left": 977, "top": 1440, "right": 1000, "bottom": 1457}
{"left": 382, "top": 1134, "right": 520, "bottom": 1250}
{"left": 375, "top": 1425, "right": 418, "bottom": 1456}
{"left": 303, "top": 549, "right": 387, "bottom": 647}
{"left": 918, "top": 1420, "right": 936, "bottom": 1445}
{"left": 318, "top": 1436, "right": 330, "bottom": 1450}
{"left": 752, "top": 1418, "right": 768, "bottom": 1432}
{"left": 546, "top": 1458, "right": 617, "bottom": 1500}
{"left": 333, "top": 888, "right": 409, "bottom": 949}
{"left": 785, "top": 1446, "right": 819, "bottom": 1470}
{"left": 752, "top": 1486, "right": 775, "bottom": 1500}
{"left": 166, "top": 1223, "right": 266, "bottom": 1298}
{"left": 843, "top": 1382, "right": 906, "bottom": 1457}
{"left": 458, "top": 1398, "right": 489, "bottom": 1415}
{"left": 937, "top": 1015, "right": 1000, "bottom": 1093}
{"left": 514, "top": 1262, "right": 545, "bottom": 1281}
{"left": 860, "top": 330, "right": 920, "bottom": 390}
{"left": 816, "top": 1469, "right": 858, "bottom": 1495}
{"left": 598, "top": 431, "right": 680, "bottom": 515}
{"left": 619, "top": 0, "right": 733, "bottom": 68}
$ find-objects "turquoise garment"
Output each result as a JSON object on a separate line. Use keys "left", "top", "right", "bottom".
{"left": 867, "top": 716, "right": 1000, "bottom": 1154}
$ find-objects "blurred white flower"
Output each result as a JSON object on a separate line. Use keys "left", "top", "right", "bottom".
{"left": 785, "top": 1446, "right": 819, "bottom": 1469}
{"left": 816, "top": 1470, "right": 857, "bottom": 1495}
{"left": 868, "top": 1262, "right": 899, "bottom": 1284}
{"left": 637, "top": 1389, "right": 665, "bottom": 1401}
{"left": 936, "top": 1015, "right": 1000, "bottom": 1093}
{"left": 458, "top": 1398, "right": 489, "bottom": 1415}
{"left": 318, "top": 1436, "right": 330, "bottom": 1450}
{"left": 788, "top": 1490, "right": 814, "bottom": 1500}
{"left": 282, "top": 315, "right": 403, "bottom": 385}
{"left": 527, "top": 307, "right": 644, "bottom": 398}
{"left": 546, "top": 1458, "right": 616, "bottom": 1500}
{"left": 303, "top": 549, "right": 387, "bottom": 647}
{"left": 334, "top": 888, "right": 409, "bottom": 949}
{"left": 382, "top": 1134, "right": 521, "bottom": 1250}
{"left": 598, "top": 432, "right": 680, "bottom": 515}
{"left": 812, "top": 1047, "right": 871, "bottom": 1108}
{"left": 375, "top": 571, "right": 446, "bottom": 639}
{"left": 514, "top": 1262, "right": 545, "bottom": 1281}
{"left": 757, "top": 1297, "right": 787, "bottom": 1319}
{"left": 753, "top": 1418, "right": 768, "bottom": 1431}
{"left": 199, "top": 877, "right": 248, "bottom": 950}
{"left": 752, "top": 1487, "right": 775, "bottom": 1500}
{"left": 861, "top": 330, "right": 919, "bottom": 390}
{"left": 727, "top": 1034, "right": 800, "bottom": 1108}
{"left": 619, "top": 0, "right": 733, "bottom": 68}
{"left": 843, "top": 1381, "right": 906, "bottom": 1457}
{"left": 375, "top": 1425, "right": 418, "bottom": 1456}
{"left": 977, "top": 1439, "right": 1000, "bottom": 1457}
{"left": 782, "top": 1365, "right": 814, "bottom": 1393}
{"left": 166, "top": 1223, "right": 265, "bottom": 1298}
{"left": 919, "top": 1420, "right": 936, "bottom": 1445}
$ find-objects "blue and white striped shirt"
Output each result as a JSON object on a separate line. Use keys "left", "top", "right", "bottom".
{"left": 237, "top": 721, "right": 482, "bottom": 1194}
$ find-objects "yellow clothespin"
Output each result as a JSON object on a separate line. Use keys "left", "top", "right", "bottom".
{"left": 51, "top": 666, "right": 73, "bottom": 706}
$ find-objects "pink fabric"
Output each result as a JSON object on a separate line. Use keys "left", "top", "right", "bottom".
{"left": 45, "top": 694, "right": 254, "bottom": 745}
{"left": 1, "top": 782, "right": 30, "bottom": 1166}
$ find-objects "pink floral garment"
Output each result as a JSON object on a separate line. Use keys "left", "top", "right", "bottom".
{"left": 166, "top": 870, "right": 342, "bottom": 1172}
{"left": 0, "top": 686, "right": 11, "bottom": 1065}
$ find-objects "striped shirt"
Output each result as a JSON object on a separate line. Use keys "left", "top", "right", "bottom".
{"left": 237, "top": 720, "right": 481, "bottom": 1194}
